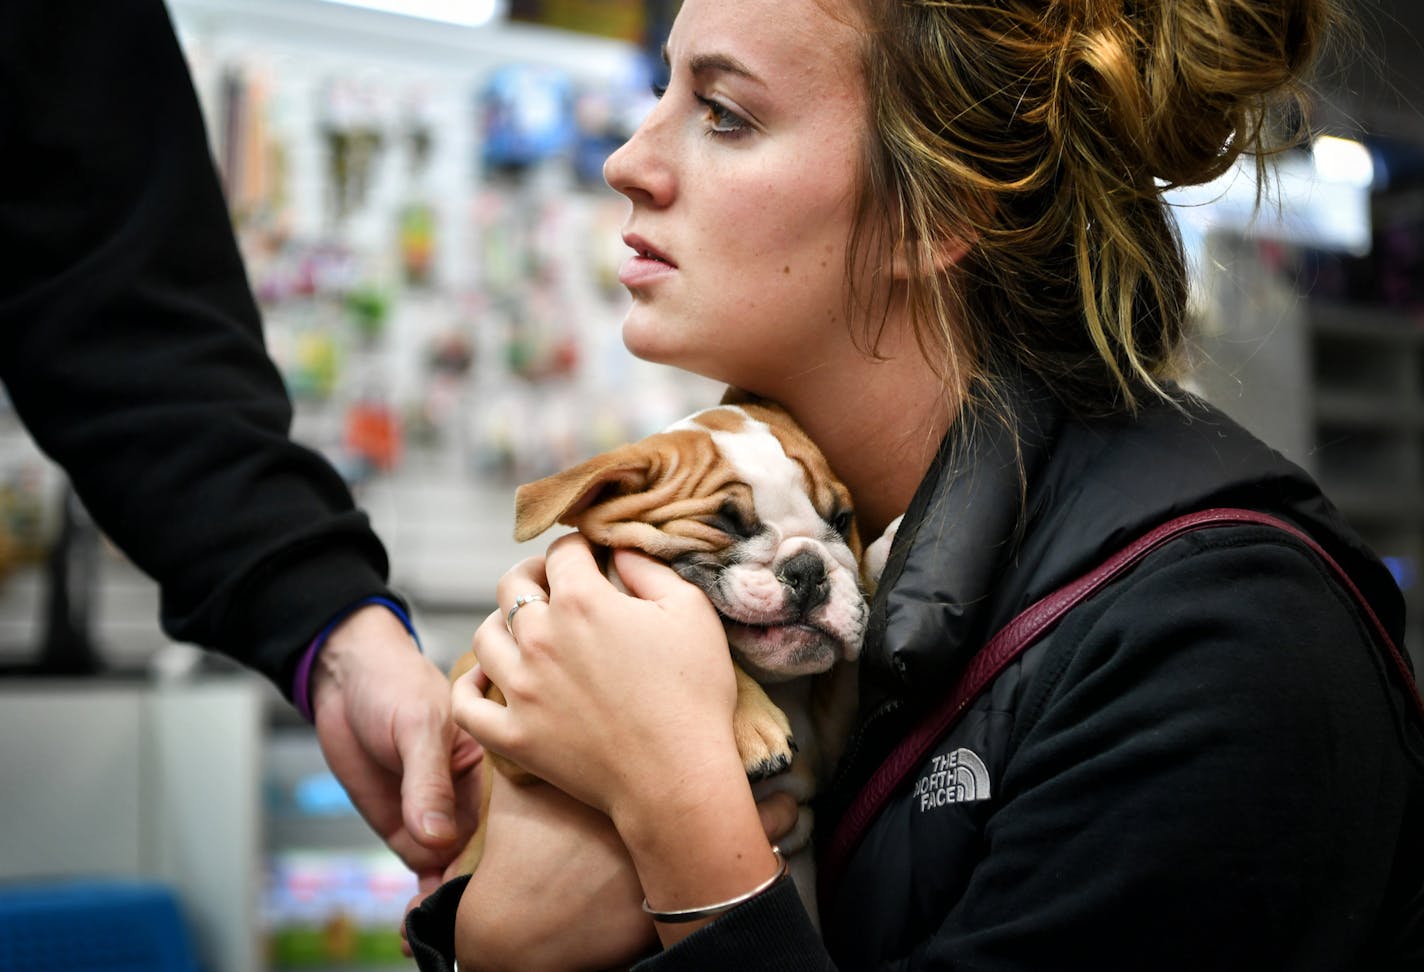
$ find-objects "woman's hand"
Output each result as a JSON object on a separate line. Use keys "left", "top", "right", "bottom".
{"left": 451, "top": 771, "right": 804, "bottom": 972}
{"left": 452, "top": 534, "right": 795, "bottom": 949}
{"left": 451, "top": 533, "right": 739, "bottom": 820}
{"left": 454, "top": 774, "right": 657, "bottom": 972}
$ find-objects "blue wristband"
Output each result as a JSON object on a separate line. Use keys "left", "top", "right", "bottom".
{"left": 293, "top": 596, "right": 420, "bottom": 722}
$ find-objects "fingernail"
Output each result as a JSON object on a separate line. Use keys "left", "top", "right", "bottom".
{"left": 422, "top": 811, "right": 456, "bottom": 840}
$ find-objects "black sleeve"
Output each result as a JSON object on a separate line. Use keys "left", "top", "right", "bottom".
{"left": 406, "top": 875, "right": 469, "bottom": 972}
{"left": 909, "top": 530, "right": 1417, "bottom": 970}
{"left": 632, "top": 879, "right": 834, "bottom": 972}
{"left": 405, "top": 866, "right": 833, "bottom": 971}
{"left": 0, "top": 0, "right": 397, "bottom": 696}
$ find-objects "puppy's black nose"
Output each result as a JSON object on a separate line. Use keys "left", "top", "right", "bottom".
{"left": 779, "top": 551, "right": 829, "bottom": 613}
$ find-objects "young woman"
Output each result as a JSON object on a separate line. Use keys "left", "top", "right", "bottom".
{"left": 407, "top": 0, "right": 1424, "bottom": 967}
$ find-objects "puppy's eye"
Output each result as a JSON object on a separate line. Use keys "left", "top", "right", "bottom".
{"left": 710, "top": 501, "right": 760, "bottom": 539}
{"left": 829, "top": 509, "right": 854, "bottom": 538}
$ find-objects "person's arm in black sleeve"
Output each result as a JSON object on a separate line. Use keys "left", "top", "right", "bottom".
{"left": 909, "top": 529, "right": 1415, "bottom": 970}
{"left": 0, "top": 0, "right": 388, "bottom": 691}
{"left": 0, "top": 0, "right": 483, "bottom": 896}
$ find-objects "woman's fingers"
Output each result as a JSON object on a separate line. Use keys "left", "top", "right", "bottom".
{"left": 498, "top": 553, "right": 551, "bottom": 593}
{"left": 608, "top": 546, "right": 703, "bottom": 605}
{"left": 541, "top": 531, "right": 619, "bottom": 597}
{"left": 460, "top": 530, "right": 739, "bottom": 814}
{"left": 495, "top": 555, "right": 552, "bottom": 631}
{"left": 450, "top": 612, "right": 516, "bottom": 748}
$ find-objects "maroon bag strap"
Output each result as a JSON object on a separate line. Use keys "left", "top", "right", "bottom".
{"left": 819, "top": 507, "right": 1423, "bottom": 901}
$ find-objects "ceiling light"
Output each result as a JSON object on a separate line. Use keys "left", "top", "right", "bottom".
{"left": 1312, "top": 136, "right": 1375, "bottom": 189}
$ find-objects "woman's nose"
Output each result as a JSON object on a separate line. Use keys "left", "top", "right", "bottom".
{"left": 603, "top": 101, "right": 674, "bottom": 206}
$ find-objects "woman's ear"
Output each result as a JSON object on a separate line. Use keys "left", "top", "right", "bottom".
{"left": 888, "top": 234, "right": 976, "bottom": 280}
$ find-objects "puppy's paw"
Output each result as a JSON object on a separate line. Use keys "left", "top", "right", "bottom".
{"left": 734, "top": 703, "right": 797, "bottom": 781}
{"left": 731, "top": 663, "right": 796, "bottom": 779}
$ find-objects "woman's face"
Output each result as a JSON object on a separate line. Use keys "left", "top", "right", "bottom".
{"left": 603, "top": 0, "right": 870, "bottom": 395}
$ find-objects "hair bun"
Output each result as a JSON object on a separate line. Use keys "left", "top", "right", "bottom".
{"left": 1055, "top": 0, "right": 1334, "bottom": 188}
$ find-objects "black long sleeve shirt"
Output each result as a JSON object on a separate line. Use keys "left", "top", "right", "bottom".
{"left": 0, "top": 0, "right": 398, "bottom": 696}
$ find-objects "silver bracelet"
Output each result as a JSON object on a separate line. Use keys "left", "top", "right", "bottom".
{"left": 641, "top": 846, "right": 788, "bottom": 924}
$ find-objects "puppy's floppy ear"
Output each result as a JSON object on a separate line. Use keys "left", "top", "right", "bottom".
{"left": 513, "top": 446, "right": 658, "bottom": 542}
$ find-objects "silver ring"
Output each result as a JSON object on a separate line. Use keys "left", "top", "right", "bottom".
{"left": 506, "top": 592, "right": 549, "bottom": 628}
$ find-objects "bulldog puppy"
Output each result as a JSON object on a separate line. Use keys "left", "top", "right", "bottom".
{"left": 449, "top": 398, "right": 868, "bottom": 921}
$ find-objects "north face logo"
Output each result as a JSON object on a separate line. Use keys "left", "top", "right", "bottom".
{"left": 913, "top": 748, "right": 991, "bottom": 810}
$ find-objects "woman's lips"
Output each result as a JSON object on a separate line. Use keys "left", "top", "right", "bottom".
{"left": 618, "top": 252, "right": 677, "bottom": 288}
{"left": 619, "top": 234, "right": 676, "bottom": 289}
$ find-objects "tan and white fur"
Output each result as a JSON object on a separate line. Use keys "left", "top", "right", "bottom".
{"left": 450, "top": 397, "right": 873, "bottom": 923}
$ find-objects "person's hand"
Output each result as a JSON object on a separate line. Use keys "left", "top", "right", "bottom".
{"left": 451, "top": 534, "right": 737, "bottom": 821}
{"left": 450, "top": 769, "right": 803, "bottom": 972}
{"left": 454, "top": 774, "right": 656, "bottom": 972}
{"left": 454, "top": 536, "right": 789, "bottom": 949}
{"left": 310, "top": 604, "right": 484, "bottom": 895}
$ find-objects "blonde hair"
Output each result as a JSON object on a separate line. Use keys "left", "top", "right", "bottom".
{"left": 847, "top": 0, "right": 1341, "bottom": 417}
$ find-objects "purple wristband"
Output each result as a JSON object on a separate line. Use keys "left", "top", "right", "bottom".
{"left": 293, "top": 596, "right": 419, "bottom": 722}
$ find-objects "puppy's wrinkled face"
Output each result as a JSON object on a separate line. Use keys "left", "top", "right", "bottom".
{"left": 513, "top": 402, "right": 866, "bottom": 680}
{"left": 661, "top": 406, "right": 864, "bottom": 681}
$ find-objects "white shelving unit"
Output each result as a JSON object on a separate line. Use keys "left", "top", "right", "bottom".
{"left": 0, "top": 677, "right": 266, "bottom": 972}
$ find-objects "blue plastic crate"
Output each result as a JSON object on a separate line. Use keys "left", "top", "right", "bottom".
{"left": 0, "top": 879, "right": 202, "bottom": 972}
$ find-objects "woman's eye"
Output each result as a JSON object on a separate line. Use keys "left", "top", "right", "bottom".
{"left": 696, "top": 95, "right": 748, "bottom": 136}
{"left": 650, "top": 81, "right": 668, "bottom": 99}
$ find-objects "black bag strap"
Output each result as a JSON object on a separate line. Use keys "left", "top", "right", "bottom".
{"left": 819, "top": 507, "right": 1423, "bottom": 901}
